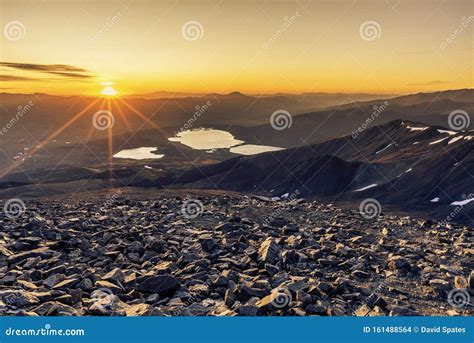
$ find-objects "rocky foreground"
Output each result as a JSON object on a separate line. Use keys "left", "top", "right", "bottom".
{"left": 0, "top": 189, "right": 472, "bottom": 316}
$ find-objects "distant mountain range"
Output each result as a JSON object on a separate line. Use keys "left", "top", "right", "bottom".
{"left": 0, "top": 89, "right": 472, "bottom": 225}
{"left": 1, "top": 89, "right": 471, "bottom": 141}
{"left": 126, "top": 90, "right": 397, "bottom": 106}
{"left": 229, "top": 89, "right": 474, "bottom": 147}
{"left": 140, "top": 119, "right": 473, "bottom": 225}
{"left": 125, "top": 91, "right": 204, "bottom": 99}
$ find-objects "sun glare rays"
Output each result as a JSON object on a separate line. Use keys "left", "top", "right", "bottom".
{"left": 107, "top": 98, "right": 114, "bottom": 185}
{"left": 112, "top": 98, "right": 132, "bottom": 132}
{"left": 118, "top": 99, "right": 160, "bottom": 130}
{"left": 0, "top": 98, "right": 101, "bottom": 179}
{"left": 85, "top": 98, "right": 107, "bottom": 143}
{"left": 0, "top": 96, "right": 161, "bottom": 183}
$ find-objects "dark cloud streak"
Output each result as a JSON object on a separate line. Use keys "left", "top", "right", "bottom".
{"left": 0, "top": 75, "right": 40, "bottom": 81}
{"left": 0, "top": 62, "right": 93, "bottom": 80}
{"left": 407, "top": 80, "right": 451, "bottom": 86}
{"left": 47, "top": 71, "right": 93, "bottom": 79}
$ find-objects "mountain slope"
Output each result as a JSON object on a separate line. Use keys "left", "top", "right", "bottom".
{"left": 146, "top": 120, "right": 473, "bottom": 225}
{"left": 231, "top": 89, "right": 474, "bottom": 147}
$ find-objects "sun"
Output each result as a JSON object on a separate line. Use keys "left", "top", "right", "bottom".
{"left": 101, "top": 86, "right": 118, "bottom": 96}
{"left": 100, "top": 82, "right": 119, "bottom": 97}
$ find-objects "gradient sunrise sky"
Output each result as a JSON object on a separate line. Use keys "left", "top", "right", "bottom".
{"left": 0, "top": 0, "right": 472, "bottom": 96}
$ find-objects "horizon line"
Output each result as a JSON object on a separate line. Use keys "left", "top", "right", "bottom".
{"left": 1, "top": 87, "right": 473, "bottom": 99}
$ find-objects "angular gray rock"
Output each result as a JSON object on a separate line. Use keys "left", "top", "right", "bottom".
{"left": 136, "top": 275, "right": 180, "bottom": 296}
{"left": 258, "top": 238, "right": 281, "bottom": 264}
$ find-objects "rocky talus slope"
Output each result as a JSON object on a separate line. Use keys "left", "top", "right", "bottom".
{"left": 0, "top": 191, "right": 472, "bottom": 316}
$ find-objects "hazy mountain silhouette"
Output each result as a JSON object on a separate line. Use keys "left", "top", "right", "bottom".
{"left": 143, "top": 119, "right": 473, "bottom": 225}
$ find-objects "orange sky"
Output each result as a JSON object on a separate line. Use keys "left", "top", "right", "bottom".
{"left": 1, "top": 0, "right": 473, "bottom": 96}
